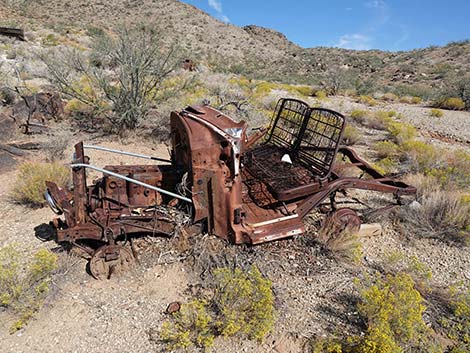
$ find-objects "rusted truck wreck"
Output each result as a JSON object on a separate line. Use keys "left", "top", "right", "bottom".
{"left": 45, "top": 98, "right": 416, "bottom": 278}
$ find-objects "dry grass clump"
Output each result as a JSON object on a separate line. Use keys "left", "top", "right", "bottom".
{"left": 357, "top": 95, "right": 377, "bottom": 106}
{"left": 349, "top": 110, "right": 395, "bottom": 130}
{"left": 43, "top": 128, "right": 72, "bottom": 162}
{"left": 381, "top": 92, "right": 398, "bottom": 102}
{"left": 11, "top": 162, "right": 70, "bottom": 207}
{"left": 374, "top": 141, "right": 399, "bottom": 159}
{"left": 397, "top": 186, "right": 470, "bottom": 245}
{"left": 341, "top": 125, "right": 361, "bottom": 146}
{"left": 0, "top": 245, "right": 58, "bottom": 332}
{"left": 316, "top": 218, "right": 362, "bottom": 264}
{"left": 411, "top": 96, "right": 423, "bottom": 104}
{"left": 430, "top": 108, "right": 444, "bottom": 117}
{"left": 434, "top": 97, "right": 465, "bottom": 110}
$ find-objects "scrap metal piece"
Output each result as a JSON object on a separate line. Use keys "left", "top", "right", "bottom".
{"left": 0, "top": 27, "right": 25, "bottom": 41}
{"left": 89, "top": 245, "right": 135, "bottom": 280}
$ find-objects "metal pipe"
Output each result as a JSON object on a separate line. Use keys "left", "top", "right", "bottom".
{"left": 83, "top": 145, "right": 171, "bottom": 163}
{"left": 70, "top": 163, "right": 192, "bottom": 203}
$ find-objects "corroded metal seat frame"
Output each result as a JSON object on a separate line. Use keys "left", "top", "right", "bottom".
{"left": 245, "top": 99, "right": 345, "bottom": 201}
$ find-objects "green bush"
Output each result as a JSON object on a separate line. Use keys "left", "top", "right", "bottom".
{"left": 387, "top": 121, "right": 417, "bottom": 144}
{"left": 374, "top": 141, "right": 399, "bottom": 159}
{"left": 411, "top": 96, "right": 423, "bottom": 104}
{"left": 214, "top": 266, "right": 275, "bottom": 340}
{"left": 160, "top": 299, "right": 215, "bottom": 349}
{"left": 434, "top": 97, "right": 465, "bottom": 110}
{"left": 0, "top": 245, "right": 58, "bottom": 332}
{"left": 309, "top": 273, "right": 441, "bottom": 353}
{"left": 11, "top": 162, "right": 69, "bottom": 207}
{"left": 350, "top": 109, "right": 368, "bottom": 122}
{"left": 430, "top": 108, "right": 444, "bottom": 117}
{"left": 160, "top": 265, "right": 275, "bottom": 350}
{"left": 357, "top": 95, "right": 377, "bottom": 106}
{"left": 355, "top": 273, "right": 438, "bottom": 353}
{"left": 341, "top": 125, "right": 362, "bottom": 146}
{"left": 381, "top": 92, "right": 398, "bottom": 102}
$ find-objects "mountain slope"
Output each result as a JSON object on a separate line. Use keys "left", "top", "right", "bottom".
{"left": 2, "top": 0, "right": 470, "bottom": 90}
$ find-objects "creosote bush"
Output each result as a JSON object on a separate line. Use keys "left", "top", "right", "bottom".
{"left": 11, "top": 162, "right": 69, "bottom": 206}
{"left": 160, "top": 265, "right": 275, "bottom": 349}
{"left": 0, "top": 245, "right": 58, "bottom": 332}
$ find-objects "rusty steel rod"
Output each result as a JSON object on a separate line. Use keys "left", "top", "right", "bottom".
{"left": 70, "top": 163, "right": 192, "bottom": 203}
{"left": 83, "top": 145, "right": 171, "bottom": 163}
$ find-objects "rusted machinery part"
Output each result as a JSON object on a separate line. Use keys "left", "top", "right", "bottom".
{"left": 0, "top": 27, "right": 25, "bottom": 41}
{"left": 323, "top": 208, "right": 361, "bottom": 234}
{"left": 89, "top": 245, "right": 135, "bottom": 280}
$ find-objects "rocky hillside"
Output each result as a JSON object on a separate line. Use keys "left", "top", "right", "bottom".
{"left": 2, "top": 0, "right": 470, "bottom": 90}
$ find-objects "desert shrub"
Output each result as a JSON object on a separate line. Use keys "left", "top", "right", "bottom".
{"left": 315, "top": 90, "right": 327, "bottom": 100}
{"left": 310, "top": 273, "right": 441, "bottom": 353}
{"left": 316, "top": 218, "right": 362, "bottom": 264}
{"left": 381, "top": 251, "right": 433, "bottom": 294}
{"left": 292, "top": 85, "right": 313, "bottom": 97}
{"left": 430, "top": 108, "right": 444, "bottom": 117}
{"left": 381, "top": 92, "right": 398, "bottom": 102}
{"left": 0, "top": 245, "right": 58, "bottom": 332}
{"left": 309, "top": 337, "right": 344, "bottom": 353}
{"left": 160, "top": 265, "right": 275, "bottom": 350}
{"left": 357, "top": 95, "right": 377, "bottom": 106}
{"left": 43, "top": 26, "right": 180, "bottom": 133}
{"left": 43, "top": 129, "right": 72, "bottom": 162}
{"left": 399, "top": 140, "right": 438, "bottom": 172}
{"left": 367, "top": 111, "right": 393, "bottom": 130}
{"left": 375, "top": 157, "right": 398, "bottom": 175}
{"left": 355, "top": 273, "right": 438, "bottom": 353}
{"left": 374, "top": 141, "right": 399, "bottom": 159}
{"left": 350, "top": 109, "right": 368, "bottom": 123}
{"left": 399, "top": 96, "right": 412, "bottom": 104}
{"left": 42, "top": 34, "right": 60, "bottom": 47}
{"left": 411, "top": 96, "right": 422, "bottom": 104}
{"left": 438, "top": 284, "right": 470, "bottom": 349}
{"left": 341, "top": 125, "right": 361, "bottom": 145}
{"left": 387, "top": 121, "right": 417, "bottom": 144}
{"left": 213, "top": 266, "right": 275, "bottom": 340}
{"left": 434, "top": 97, "right": 465, "bottom": 110}
{"left": 11, "top": 162, "right": 69, "bottom": 206}
{"left": 397, "top": 190, "right": 470, "bottom": 244}
{"left": 160, "top": 299, "right": 215, "bottom": 349}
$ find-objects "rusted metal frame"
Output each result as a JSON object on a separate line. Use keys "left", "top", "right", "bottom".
{"left": 183, "top": 111, "right": 243, "bottom": 177}
{"left": 72, "top": 142, "right": 88, "bottom": 224}
{"left": 296, "top": 176, "right": 416, "bottom": 218}
{"left": 69, "top": 163, "right": 193, "bottom": 203}
{"left": 0, "top": 27, "right": 25, "bottom": 41}
{"left": 83, "top": 145, "right": 171, "bottom": 163}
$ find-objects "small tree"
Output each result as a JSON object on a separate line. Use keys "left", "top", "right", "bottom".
{"left": 43, "top": 26, "right": 180, "bottom": 132}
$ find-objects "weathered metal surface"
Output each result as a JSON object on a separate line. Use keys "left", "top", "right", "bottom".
{"left": 46, "top": 98, "right": 416, "bottom": 278}
{"left": 0, "top": 27, "right": 25, "bottom": 41}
